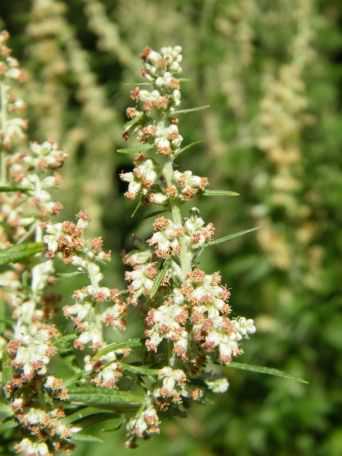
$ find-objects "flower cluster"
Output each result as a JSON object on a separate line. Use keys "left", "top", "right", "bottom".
{"left": 7, "top": 324, "right": 58, "bottom": 383}
{"left": 145, "top": 269, "right": 255, "bottom": 363}
{"left": 147, "top": 211, "right": 214, "bottom": 258}
{"left": 0, "top": 31, "right": 27, "bottom": 149}
{"left": 120, "top": 46, "right": 208, "bottom": 205}
{"left": 0, "top": 32, "right": 127, "bottom": 456}
{"left": 84, "top": 348, "right": 130, "bottom": 388}
{"left": 120, "top": 157, "right": 157, "bottom": 200}
{"left": 15, "top": 407, "right": 80, "bottom": 455}
{"left": 121, "top": 46, "right": 256, "bottom": 445}
{"left": 153, "top": 367, "right": 191, "bottom": 408}
{"left": 126, "top": 397, "right": 160, "bottom": 448}
{"left": 45, "top": 213, "right": 127, "bottom": 350}
{"left": 254, "top": 0, "right": 322, "bottom": 288}
{"left": 124, "top": 251, "right": 158, "bottom": 305}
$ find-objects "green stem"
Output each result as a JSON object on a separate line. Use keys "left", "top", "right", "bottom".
{"left": 163, "top": 161, "right": 193, "bottom": 280}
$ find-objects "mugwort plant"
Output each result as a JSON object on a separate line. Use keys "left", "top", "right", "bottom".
{"left": 0, "top": 32, "right": 304, "bottom": 455}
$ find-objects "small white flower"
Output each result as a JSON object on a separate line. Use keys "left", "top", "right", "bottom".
{"left": 206, "top": 378, "right": 229, "bottom": 393}
{"left": 148, "top": 193, "right": 167, "bottom": 204}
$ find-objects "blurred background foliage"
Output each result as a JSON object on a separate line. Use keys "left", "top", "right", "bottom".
{"left": 1, "top": 0, "right": 342, "bottom": 454}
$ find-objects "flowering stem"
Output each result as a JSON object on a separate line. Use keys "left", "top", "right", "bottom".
{"left": 170, "top": 203, "right": 192, "bottom": 277}
{"left": 163, "top": 160, "right": 192, "bottom": 278}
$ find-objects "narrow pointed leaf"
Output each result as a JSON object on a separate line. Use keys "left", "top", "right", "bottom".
{"left": 203, "top": 190, "right": 239, "bottom": 197}
{"left": 0, "top": 242, "right": 44, "bottom": 266}
{"left": 131, "top": 198, "right": 142, "bottom": 218}
{"left": 172, "top": 105, "right": 210, "bottom": 115}
{"left": 226, "top": 362, "right": 308, "bottom": 384}
{"left": 68, "top": 387, "right": 143, "bottom": 408}
{"left": 72, "top": 433, "right": 103, "bottom": 444}
{"left": 65, "top": 407, "right": 114, "bottom": 424}
{"left": 94, "top": 338, "right": 142, "bottom": 360}
{"left": 207, "top": 227, "right": 260, "bottom": 247}
{"left": 116, "top": 144, "right": 153, "bottom": 154}
{"left": 99, "top": 417, "right": 123, "bottom": 433}
{"left": 123, "top": 113, "right": 143, "bottom": 134}
{"left": 121, "top": 363, "right": 159, "bottom": 377}
{"left": 123, "top": 82, "right": 152, "bottom": 86}
{"left": 150, "top": 261, "right": 169, "bottom": 299}
{"left": 0, "top": 186, "right": 30, "bottom": 193}
{"left": 176, "top": 140, "right": 203, "bottom": 157}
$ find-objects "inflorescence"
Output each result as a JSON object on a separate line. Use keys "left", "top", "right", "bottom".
{"left": 0, "top": 33, "right": 255, "bottom": 454}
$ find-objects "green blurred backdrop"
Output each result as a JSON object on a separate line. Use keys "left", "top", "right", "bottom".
{"left": 1, "top": 0, "right": 342, "bottom": 454}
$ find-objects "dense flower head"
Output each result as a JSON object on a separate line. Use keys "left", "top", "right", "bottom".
{"left": 126, "top": 397, "right": 160, "bottom": 447}
{"left": 45, "top": 213, "right": 127, "bottom": 351}
{"left": 120, "top": 157, "right": 157, "bottom": 200}
{"left": 7, "top": 323, "right": 58, "bottom": 382}
{"left": 84, "top": 348, "right": 129, "bottom": 388}
{"left": 145, "top": 269, "right": 255, "bottom": 364}
{"left": 153, "top": 367, "right": 191, "bottom": 409}
{"left": 120, "top": 45, "right": 208, "bottom": 207}
{"left": 15, "top": 407, "right": 79, "bottom": 454}
{"left": 0, "top": 31, "right": 27, "bottom": 149}
{"left": 125, "top": 261, "right": 158, "bottom": 304}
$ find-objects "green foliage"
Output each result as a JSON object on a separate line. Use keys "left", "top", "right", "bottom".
{"left": 0, "top": 242, "right": 43, "bottom": 266}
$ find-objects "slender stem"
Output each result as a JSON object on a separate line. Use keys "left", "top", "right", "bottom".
{"left": 163, "top": 161, "right": 193, "bottom": 279}
{"left": 0, "top": 83, "right": 8, "bottom": 185}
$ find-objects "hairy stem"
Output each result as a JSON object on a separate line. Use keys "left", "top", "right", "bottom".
{"left": 163, "top": 161, "right": 192, "bottom": 279}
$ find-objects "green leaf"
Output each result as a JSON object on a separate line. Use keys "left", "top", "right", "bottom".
{"left": 149, "top": 261, "right": 169, "bottom": 299}
{"left": 0, "top": 419, "right": 17, "bottom": 431}
{"left": 121, "top": 363, "right": 158, "bottom": 377}
{"left": 207, "top": 227, "right": 260, "bottom": 247}
{"left": 130, "top": 198, "right": 142, "bottom": 218}
{"left": 0, "top": 186, "right": 29, "bottom": 193}
{"left": 176, "top": 140, "right": 203, "bottom": 158}
{"left": 97, "top": 416, "right": 123, "bottom": 433}
{"left": 172, "top": 105, "right": 210, "bottom": 115}
{"left": 122, "top": 82, "right": 152, "bottom": 86}
{"left": 0, "top": 299, "right": 5, "bottom": 333}
{"left": 94, "top": 338, "right": 142, "bottom": 360}
{"left": 72, "top": 433, "right": 103, "bottom": 444}
{"left": 123, "top": 113, "right": 143, "bottom": 135}
{"left": 226, "top": 362, "right": 308, "bottom": 384}
{"left": 65, "top": 407, "right": 114, "bottom": 424}
{"left": 116, "top": 144, "right": 153, "bottom": 154}
{"left": 68, "top": 387, "right": 143, "bottom": 409}
{"left": 54, "top": 334, "right": 77, "bottom": 353}
{"left": 0, "top": 404, "right": 13, "bottom": 420}
{"left": 203, "top": 190, "right": 239, "bottom": 197}
{"left": 1, "top": 350, "right": 12, "bottom": 386}
{"left": 0, "top": 242, "right": 44, "bottom": 266}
